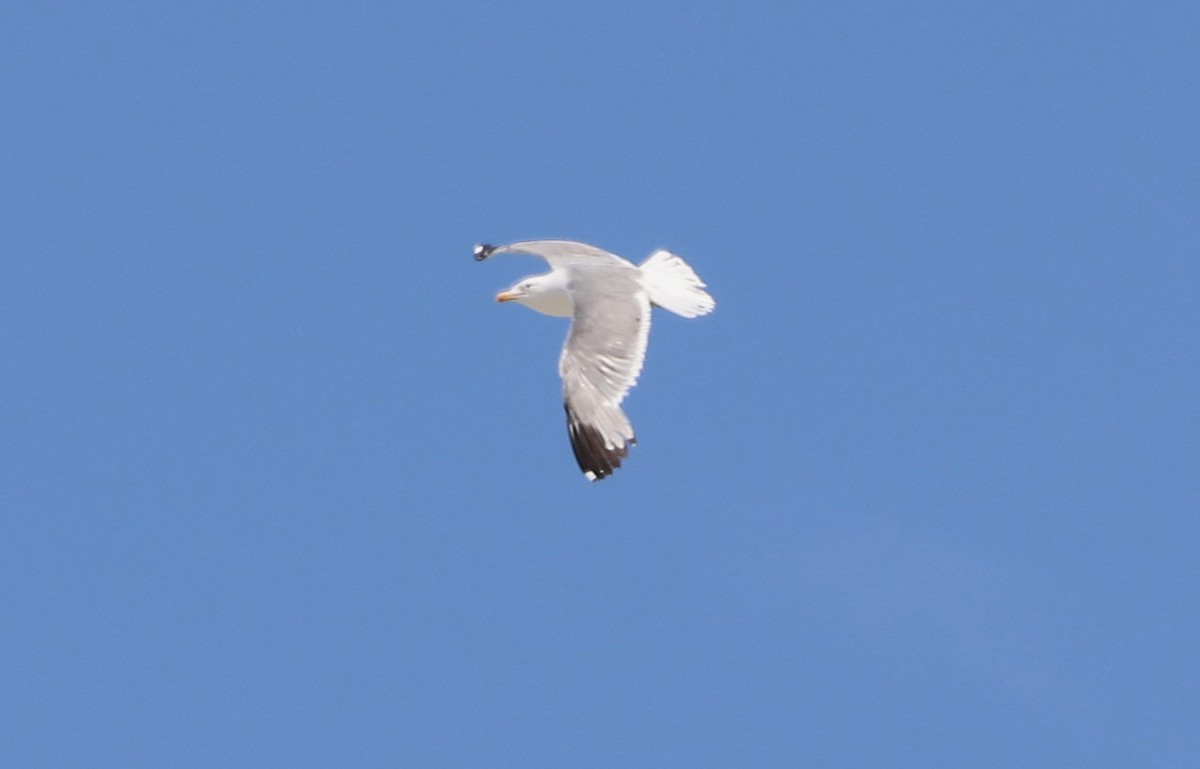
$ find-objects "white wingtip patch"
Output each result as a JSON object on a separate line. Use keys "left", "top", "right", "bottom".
{"left": 584, "top": 470, "right": 598, "bottom": 482}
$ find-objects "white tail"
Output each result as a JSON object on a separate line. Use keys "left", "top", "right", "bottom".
{"left": 639, "top": 250, "right": 715, "bottom": 318}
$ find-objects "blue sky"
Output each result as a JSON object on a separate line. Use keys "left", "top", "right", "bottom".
{"left": 2, "top": 2, "right": 1197, "bottom": 766}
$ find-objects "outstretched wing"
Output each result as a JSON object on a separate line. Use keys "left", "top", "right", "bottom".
{"left": 475, "top": 240, "right": 637, "bottom": 271}
{"left": 559, "top": 271, "right": 652, "bottom": 480}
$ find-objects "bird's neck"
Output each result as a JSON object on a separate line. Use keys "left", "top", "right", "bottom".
{"left": 520, "top": 287, "right": 574, "bottom": 318}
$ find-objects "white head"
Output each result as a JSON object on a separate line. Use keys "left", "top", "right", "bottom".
{"left": 495, "top": 271, "right": 574, "bottom": 318}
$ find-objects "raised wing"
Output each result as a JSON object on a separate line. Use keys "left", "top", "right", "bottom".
{"left": 475, "top": 240, "right": 636, "bottom": 271}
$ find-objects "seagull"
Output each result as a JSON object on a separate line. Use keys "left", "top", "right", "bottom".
{"left": 475, "top": 239, "right": 715, "bottom": 481}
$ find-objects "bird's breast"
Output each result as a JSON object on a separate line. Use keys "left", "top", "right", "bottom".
{"left": 520, "top": 288, "right": 575, "bottom": 318}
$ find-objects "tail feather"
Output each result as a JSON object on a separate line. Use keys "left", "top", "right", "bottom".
{"left": 639, "top": 250, "right": 715, "bottom": 318}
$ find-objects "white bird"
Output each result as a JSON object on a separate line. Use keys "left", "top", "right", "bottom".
{"left": 475, "top": 239, "right": 715, "bottom": 480}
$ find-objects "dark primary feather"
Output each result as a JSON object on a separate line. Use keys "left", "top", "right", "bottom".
{"left": 565, "top": 403, "right": 635, "bottom": 480}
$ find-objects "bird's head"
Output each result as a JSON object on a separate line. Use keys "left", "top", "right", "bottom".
{"left": 495, "top": 272, "right": 574, "bottom": 318}
{"left": 495, "top": 275, "right": 542, "bottom": 304}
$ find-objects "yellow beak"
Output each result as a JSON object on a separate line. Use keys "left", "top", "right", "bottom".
{"left": 495, "top": 290, "right": 521, "bottom": 303}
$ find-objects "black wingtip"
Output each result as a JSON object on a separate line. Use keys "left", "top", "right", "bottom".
{"left": 565, "top": 404, "right": 633, "bottom": 481}
{"left": 474, "top": 243, "right": 497, "bottom": 262}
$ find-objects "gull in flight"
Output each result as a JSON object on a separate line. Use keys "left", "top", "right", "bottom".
{"left": 475, "top": 239, "right": 715, "bottom": 481}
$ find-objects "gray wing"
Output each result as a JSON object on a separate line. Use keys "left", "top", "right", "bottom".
{"left": 559, "top": 270, "right": 652, "bottom": 481}
{"left": 475, "top": 240, "right": 637, "bottom": 270}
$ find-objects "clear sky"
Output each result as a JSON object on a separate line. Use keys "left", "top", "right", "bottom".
{"left": 2, "top": 2, "right": 1197, "bottom": 767}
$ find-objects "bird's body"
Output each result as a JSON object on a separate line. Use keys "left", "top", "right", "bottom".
{"left": 475, "top": 239, "right": 715, "bottom": 481}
